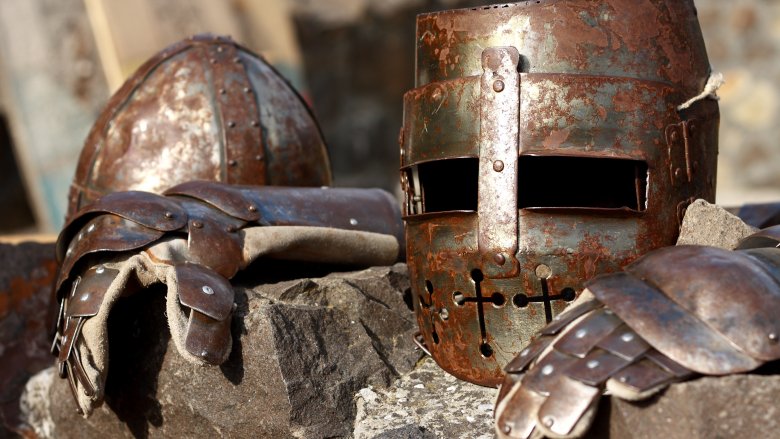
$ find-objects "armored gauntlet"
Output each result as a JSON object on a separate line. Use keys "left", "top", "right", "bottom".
{"left": 51, "top": 181, "right": 403, "bottom": 415}
{"left": 494, "top": 226, "right": 780, "bottom": 439}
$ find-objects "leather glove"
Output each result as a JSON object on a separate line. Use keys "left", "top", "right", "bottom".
{"left": 51, "top": 181, "right": 404, "bottom": 415}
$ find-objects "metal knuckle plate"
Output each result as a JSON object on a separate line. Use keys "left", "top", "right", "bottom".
{"left": 165, "top": 181, "right": 260, "bottom": 222}
{"left": 65, "top": 265, "right": 119, "bottom": 318}
{"left": 175, "top": 264, "right": 234, "bottom": 321}
{"left": 588, "top": 271, "right": 761, "bottom": 374}
{"left": 185, "top": 310, "right": 232, "bottom": 365}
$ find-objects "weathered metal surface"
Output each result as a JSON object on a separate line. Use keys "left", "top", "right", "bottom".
{"left": 67, "top": 34, "right": 332, "bottom": 221}
{"left": 400, "top": 0, "right": 719, "bottom": 386}
{"left": 52, "top": 183, "right": 405, "bottom": 409}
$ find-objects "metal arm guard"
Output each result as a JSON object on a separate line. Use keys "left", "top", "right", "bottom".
{"left": 51, "top": 181, "right": 404, "bottom": 415}
{"left": 494, "top": 225, "right": 780, "bottom": 439}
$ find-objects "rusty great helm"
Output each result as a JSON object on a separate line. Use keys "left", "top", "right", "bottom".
{"left": 66, "top": 34, "right": 331, "bottom": 221}
{"left": 400, "top": 0, "right": 718, "bottom": 386}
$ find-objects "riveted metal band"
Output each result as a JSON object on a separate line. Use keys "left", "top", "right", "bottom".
{"left": 478, "top": 46, "right": 520, "bottom": 275}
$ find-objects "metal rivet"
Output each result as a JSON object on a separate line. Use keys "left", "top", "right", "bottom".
{"left": 541, "top": 364, "right": 554, "bottom": 375}
{"left": 619, "top": 375, "right": 629, "bottom": 383}
{"left": 575, "top": 329, "right": 587, "bottom": 338}
{"left": 248, "top": 205, "right": 257, "bottom": 212}
{"left": 586, "top": 360, "right": 599, "bottom": 369}
{"left": 227, "top": 121, "right": 236, "bottom": 128}
{"left": 493, "top": 160, "right": 504, "bottom": 172}
{"left": 165, "top": 212, "right": 175, "bottom": 219}
{"left": 255, "top": 155, "right": 263, "bottom": 161}
{"left": 233, "top": 57, "right": 241, "bottom": 63}
{"left": 251, "top": 121, "right": 259, "bottom": 127}
{"left": 228, "top": 159, "right": 238, "bottom": 167}
{"left": 243, "top": 87, "right": 251, "bottom": 93}
{"left": 503, "top": 425, "right": 511, "bottom": 434}
{"left": 226, "top": 225, "right": 236, "bottom": 233}
{"left": 440, "top": 308, "right": 449, "bottom": 320}
{"left": 219, "top": 88, "right": 226, "bottom": 95}
{"left": 535, "top": 264, "right": 552, "bottom": 279}
{"left": 201, "top": 350, "right": 209, "bottom": 357}
{"left": 192, "top": 221, "right": 203, "bottom": 229}
{"left": 621, "top": 332, "right": 635, "bottom": 342}
{"left": 542, "top": 416, "right": 554, "bottom": 427}
{"left": 95, "top": 266, "right": 105, "bottom": 274}
{"left": 216, "top": 46, "right": 223, "bottom": 52}
{"left": 210, "top": 58, "right": 217, "bottom": 64}
{"left": 769, "top": 333, "right": 778, "bottom": 343}
{"left": 202, "top": 285, "right": 214, "bottom": 295}
{"left": 80, "top": 293, "right": 90, "bottom": 302}
{"left": 604, "top": 309, "right": 614, "bottom": 315}
{"left": 349, "top": 218, "right": 359, "bottom": 226}
{"left": 493, "top": 79, "right": 505, "bottom": 93}
{"left": 493, "top": 253, "right": 506, "bottom": 265}
{"left": 520, "top": 348, "right": 530, "bottom": 357}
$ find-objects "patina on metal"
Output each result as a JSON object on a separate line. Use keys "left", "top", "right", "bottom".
{"left": 66, "top": 34, "right": 332, "bottom": 221}
{"left": 400, "top": 0, "right": 719, "bottom": 386}
{"left": 494, "top": 225, "right": 780, "bottom": 439}
{"left": 52, "top": 183, "right": 404, "bottom": 414}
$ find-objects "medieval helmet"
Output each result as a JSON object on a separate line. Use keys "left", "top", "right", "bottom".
{"left": 400, "top": 0, "right": 718, "bottom": 386}
{"left": 66, "top": 34, "right": 332, "bottom": 221}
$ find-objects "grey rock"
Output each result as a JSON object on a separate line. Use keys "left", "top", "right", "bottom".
{"left": 27, "top": 263, "right": 420, "bottom": 438}
{"left": 353, "top": 357, "right": 496, "bottom": 439}
{"left": 589, "top": 373, "right": 780, "bottom": 439}
{"left": 677, "top": 199, "right": 757, "bottom": 249}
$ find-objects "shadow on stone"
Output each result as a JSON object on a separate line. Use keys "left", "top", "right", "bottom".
{"left": 219, "top": 289, "right": 246, "bottom": 385}
{"left": 104, "top": 285, "right": 169, "bottom": 439}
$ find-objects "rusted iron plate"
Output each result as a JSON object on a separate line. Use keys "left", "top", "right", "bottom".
{"left": 58, "top": 191, "right": 186, "bottom": 261}
{"left": 521, "top": 349, "right": 578, "bottom": 396}
{"left": 553, "top": 309, "right": 621, "bottom": 358}
{"left": 595, "top": 324, "right": 650, "bottom": 361}
{"left": 175, "top": 263, "right": 234, "bottom": 322}
{"left": 495, "top": 384, "right": 546, "bottom": 439}
{"left": 611, "top": 358, "right": 675, "bottom": 393}
{"left": 564, "top": 349, "right": 631, "bottom": 386}
{"left": 626, "top": 246, "right": 780, "bottom": 362}
{"left": 588, "top": 272, "right": 761, "bottom": 374}
{"left": 186, "top": 215, "right": 243, "bottom": 279}
{"left": 414, "top": 1, "right": 710, "bottom": 94}
{"left": 736, "top": 224, "right": 780, "bottom": 250}
{"left": 165, "top": 180, "right": 261, "bottom": 222}
{"left": 184, "top": 310, "right": 232, "bottom": 365}
{"left": 478, "top": 47, "right": 520, "bottom": 275}
{"left": 535, "top": 376, "right": 600, "bottom": 437}
{"left": 65, "top": 265, "right": 119, "bottom": 318}
{"left": 68, "top": 34, "right": 331, "bottom": 220}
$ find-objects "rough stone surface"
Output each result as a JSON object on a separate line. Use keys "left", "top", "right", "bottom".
{"left": 353, "top": 357, "right": 496, "bottom": 439}
{"left": 24, "top": 263, "right": 420, "bottom": 438}
{"left": 0, "top": 242, "right": 57, "bottom": 438}
{"left": 589, "top": 373, "right": 780, "bottom": 439}
{"left": 676, "top": 199, "right": 758, "bottom": 249}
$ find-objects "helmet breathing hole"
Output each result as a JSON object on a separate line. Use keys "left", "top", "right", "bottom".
{"left": 513, "top": 293, "right": 529, "bottom": 308}
{"left": 453, "top": 292, "right": 466, "bottom": 306}
{"left": 425, "top": 280, "right": 434, "bottom": 294}
{"left": 561, "top": 287, "right": 576, "bottom": 301}
{"left": 480, "top": 343, "right": 493, "bottom": 358}
{"left": 470, "top": 269, "right": 484, "bottom": 282}
{"left": 432, "top": 331, "right": 440, "bottom": 344}
{"left": 491, "top": 292, "right": 506, "bottom": 307}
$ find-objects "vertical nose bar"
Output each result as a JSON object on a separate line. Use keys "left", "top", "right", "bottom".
{"left": 478, "top": 46, "right": 520, "bottom": 274}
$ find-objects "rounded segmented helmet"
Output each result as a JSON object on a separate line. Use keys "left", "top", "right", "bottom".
{"left": 400, "top": 0, "right": 718, "bottom": 386}
{"left": 67, "top": 34, "right": 332, "bottom": 220}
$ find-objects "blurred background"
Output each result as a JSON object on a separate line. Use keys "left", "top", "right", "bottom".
{"left": 0, "top": 0, "right": 777, "bottom": 235}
